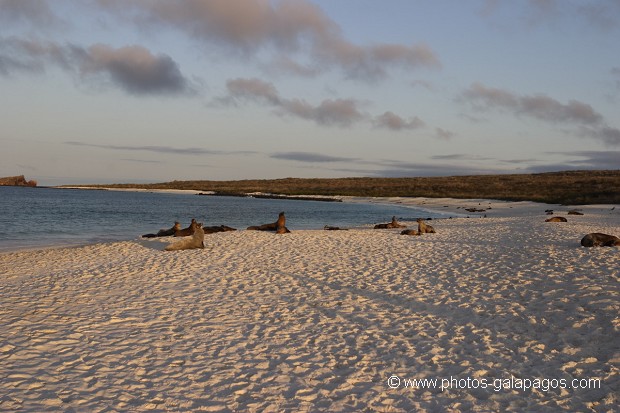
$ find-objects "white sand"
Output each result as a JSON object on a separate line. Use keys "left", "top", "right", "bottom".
{"left": 1, "top": 198, "right": 618, "bottom": 412}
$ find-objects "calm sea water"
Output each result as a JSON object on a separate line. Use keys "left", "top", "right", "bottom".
{"left": 0, "top": 186, "right": 447, "bottom": 252}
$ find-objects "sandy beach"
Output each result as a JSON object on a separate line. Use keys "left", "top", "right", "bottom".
{"left": 1, "top": 198, "right": 618, "bottom": 412}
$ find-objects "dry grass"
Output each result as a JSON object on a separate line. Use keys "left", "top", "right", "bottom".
{"left": 67, "top": 170, "right": 620, "bottom": 205}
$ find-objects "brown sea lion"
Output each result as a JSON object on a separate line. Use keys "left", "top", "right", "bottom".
{"left": 568, "top": 210, "right": 584, "bottom": 215}
{"left": 203, "top": 225, "right": 237, "bottom": 234}
{"left": 142, "top": 221, "right": 181, "bottom": 238}
{"left": 401, "top": 229, "right": 421, "bottom": 236}
{"left": 417, "top": 218, "right": 436, "bottom": 234}
{"left": 247, "top": 212, "right": 290, "bottom": 233}
{"left": 174, "top": 219, "right": 198, "bottom": 237}
{"left": 165, "top": 223, "right": 205, "bottom": 251}
{"left": 374, "top": 216, "right": 407, "bottom": 229}
{"left": 580, "top": 233, "right": 620, "bottom": 247}
{"left": 545, "top": 216, "right": 568, "bottom": 222}
{"left": 324, "top": 225, "right": 348, "bottom": 231}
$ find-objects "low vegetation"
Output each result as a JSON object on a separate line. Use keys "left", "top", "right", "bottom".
{"left": 66, "top": 170, "right": 620, "bottom": 205}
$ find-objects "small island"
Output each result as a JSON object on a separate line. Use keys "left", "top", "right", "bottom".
{"left": 0, "top": 175, "right": 37, "bottom": 187}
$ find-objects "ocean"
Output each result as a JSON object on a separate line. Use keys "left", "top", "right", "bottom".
{"left": 0, "top": 186, "right": 448, "bottom": 252}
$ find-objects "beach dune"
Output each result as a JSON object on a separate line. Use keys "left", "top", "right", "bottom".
{"left": 0, "top": 200, "right": 618, "bottom": 412}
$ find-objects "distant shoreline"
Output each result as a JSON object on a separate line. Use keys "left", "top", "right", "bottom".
{"left": 57, "top": 170, "right": 620, "bottom": 205}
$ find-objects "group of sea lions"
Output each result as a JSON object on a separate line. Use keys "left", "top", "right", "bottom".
{"left": 145, "top": 209, "right": 619, "bottom": 252}
{"left": 401, "top": 218, "right": 436, "bottom": 236}
{"left": 164, "top": 222, "right": 205, "bottom": 251}
{"left": 373, "top": 216, "right": 436, "bottom": 236}
{"left": 142, "top": 212, "right": 292, "bottom": 251}
{"left": 544, "top": 212, "right": 620, "bottom": 247}
{"left": 142, "top": 219, "right": 236, "bottom": 239}
{"left": 142, "top": 218, "right": 236, "bottom": 251}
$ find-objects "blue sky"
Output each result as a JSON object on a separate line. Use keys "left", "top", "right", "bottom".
{"left": 1, "top": 0, "right": 619, "bottom": 186}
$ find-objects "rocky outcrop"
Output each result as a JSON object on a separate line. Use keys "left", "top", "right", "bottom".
{"left": 0, "top": 175, "right": 37, "bottom": 187}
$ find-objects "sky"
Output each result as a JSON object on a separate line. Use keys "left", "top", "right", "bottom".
{"left": 1, "top": 0, "right": 619, "bottom": 186}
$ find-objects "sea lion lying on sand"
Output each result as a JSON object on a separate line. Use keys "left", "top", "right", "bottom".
{"left": 545, "top": 216, "right": 568, "bottom": 222}
{"left": 580, "top": 233, "right": 620, "bottom": 247}
{"left": 203, "top": 225, "right": 237, "bottom": 234}
{"left": 174, "top": 219, "right": 197, "bottom": 237}
{"left": 401, "top": 229, "right": 421, "bottom": 236}
{"left": 165, "top": 223, "right": 205, "bottom": 251}
{"left": 374, "top": 216, "right": 407, "bottom": 229}
{"left": 324, "top": 225, "right": 348, "bottom": 231}
{"left": 417, "top": 218, "right": 436, "bottom": 234}
{"left": 247, "top": 212, "right": 290, "bottom": 233}
{"left": 142, "top": 222, "right": 181, "bottom": 238}
{"left": 568, "top": 210, "right": 584, "bottom": 215}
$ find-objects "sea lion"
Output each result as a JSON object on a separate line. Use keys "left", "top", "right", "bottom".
{"left": 324, "top": 225, "right": 348, "bottom": 231}
{"left": 374, "top": 216, "right": 407, "bottom": 229}
{"left": 203, "top": 225, "right": 237, "bottom": 234}
{"left": 247, "top": 212, "right": 290, "bottom": 233}
{"left": 174, "top": 219, "right": 197, "bottom": 237}
{"left": 401, "top": 229, "right": 421, "bottom": 236}
{"left": 545, "top": 216, "right": 568, "bottom": 222}
{"left": 165, "top": 223, "right": 205, "bottom": 251}
{"left": 417, "top": 218, "right": 435, "bottom": 234}
{"left": 142, "top": 222, "right": 181, "bottom": 238}
{"left": 568, "top": 210, "right": 584, "bottom": 215}
{"left": 580, "top": 233, "right": 620, "bottom": 247}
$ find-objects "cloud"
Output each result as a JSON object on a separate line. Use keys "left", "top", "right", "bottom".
{"left": 96, "top": 0, "right": 441, "bottom": 81}
{"left": 270, "top": 151, "right": 357, "bottom": 163}
{"left": 224, "top": 77, "right": 364, "bottom": 127}
{"left": 337, "top": 160, "right": 506, "bottom": 177}
{"left": 434, "top": 128, "right": 455, "bottom": 140}
{"left": 0, "top": 37, "right": 63, "bottom": 75}
{"left": 226, "top": 77, "right": 281, "bottom": 105}
{"left": 411, "top": 79, "right": 434, "bottom": 91}
{"left": 577, "top": 126, "right": 620, "bottom": 146}
{"left": 0, "top": 0, "right": 63, "bottom": 29}
{"left": 613, "top": 67, "right": 620, "bottom": 89}
{"left": 0, "top": 37, "right": 197, "bottom": 95}
{"left": 557, "top": 150, "right": 620, "bottom": 169}
{"left": 223, "top": 77, "right": 432, "bottom": 130}
{"left": 283, "top": 98, "right": 363, "bottom": 127}
{"left": 523, "top": 150, "right": 620, "bottom": 173}
{"left": 265, "top": 55, "right": 321, "bottom": 77}
{"left": 78, "top": 44, "right": 195, "bottom": 96}
{"left": 499, "top": 158, "right": 540, "bottom": 164}
{"left": 577, "top": 1, "right": 620, "bottom": 30}
{"left": 120, "top": 158, "right": 163, "bottom": 164}
{"left": 480, "top": 0, "right": 620, "bottom": 31}
{"left": 432, "top": 154, "right": 495, "bottom": 161}
{"left": 373, "top": 111, "right": 425, "bottom": 131}
{"left": 459, "top": 82, "right": 619, "bottom": 145}
{"left": 65, "top": 141, "right": 255, "bottom": 156}
{"left": 460, "top": 82, "right": 602, "bottom": 124}
{"left": 256, "top": 154, "right": 509, "bottom": 177}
